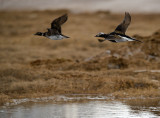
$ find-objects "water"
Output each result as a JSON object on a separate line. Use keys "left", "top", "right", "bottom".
{"left": 0, "top": 100, "right": 159, "bottom": 118}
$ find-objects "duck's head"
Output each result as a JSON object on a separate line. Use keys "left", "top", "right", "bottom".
{"left": 95, "top": 32, "right": 105, "bottom": 37}
{"left": 95, "top": 32, "right": 107, "bottom": 42}
{"left": 34, "top": 32, "right": 43, "bottom": 36}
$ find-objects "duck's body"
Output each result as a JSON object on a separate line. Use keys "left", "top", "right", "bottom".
{"left": 98, "top": 32, "right": 140, "bottom": 43}
{"left": 46, "top": 35, "right": 66, "bottom": 40}
{"left": 36, "top": 32, "right": 69, "bottom": 40}
{"left": 34, "top": 14, "right": 69, "bottom": 40}
{"left": 95, "top": 12, "right": 141, "bottom": 43}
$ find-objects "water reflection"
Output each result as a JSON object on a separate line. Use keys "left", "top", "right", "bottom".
{"left": 126, "top": 99, "right": 160, "bottom": 116}
{"left": 0, "top": 101, "right": 159, "bottom": 118}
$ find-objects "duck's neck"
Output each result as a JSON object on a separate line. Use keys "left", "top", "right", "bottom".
{"left": 42, "top": 32, "right": 46, "bottom": 36}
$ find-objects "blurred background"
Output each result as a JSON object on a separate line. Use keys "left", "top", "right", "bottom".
{"left": 0, "top": 0, "right": 160, "bottom": 13}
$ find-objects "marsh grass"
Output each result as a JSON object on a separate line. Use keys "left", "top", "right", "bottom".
{"left": 0, "top": 10, "right": 160, "bottom": 105}
{"left": 0, "top": 68, "right": 159, "bottom": 105}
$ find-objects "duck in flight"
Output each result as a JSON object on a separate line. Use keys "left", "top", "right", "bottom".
{"left": 34, "top": 14, "right": 69, "bottom": 40}
{"left": 95, "top": 12, "right": 141, "bottom": 43}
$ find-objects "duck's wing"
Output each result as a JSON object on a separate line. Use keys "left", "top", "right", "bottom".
{"left": 114, "top": 12, "right": 131, "bottom": 35}
{"left": 51, "top": 14, "right": 68, "bottom": 34}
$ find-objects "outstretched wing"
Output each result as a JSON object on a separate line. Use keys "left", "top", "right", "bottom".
{"left": 51, "top": 14, "right": 68, "bottom": 34}
{"left": 114, "top": 12, "right": 131, "bottom": 34}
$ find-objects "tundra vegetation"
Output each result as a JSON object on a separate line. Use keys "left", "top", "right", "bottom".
{"left": 0, "top": 10, "right": 160, "bottom": 105}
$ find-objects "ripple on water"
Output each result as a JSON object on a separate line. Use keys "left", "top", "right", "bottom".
{"left": 0, "top": 100, "right": 159, "bottom": 118}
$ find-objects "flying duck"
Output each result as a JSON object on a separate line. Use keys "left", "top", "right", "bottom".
{"left": 34, "top": 14, "right": 69, "bottom": 40}
{"left": 95, "top": 12, "right": 141, "bottom": 43}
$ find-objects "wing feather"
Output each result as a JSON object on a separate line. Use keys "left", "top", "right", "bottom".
{"left": 114, "top": 12, "right": 131, "bottom": 34}
{"left": 51, "top": 14, "right": 68, "bottom": 34}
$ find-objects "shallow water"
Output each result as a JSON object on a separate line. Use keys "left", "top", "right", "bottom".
{"left": 0, "top": 100, "right": 159, "bottom": 118}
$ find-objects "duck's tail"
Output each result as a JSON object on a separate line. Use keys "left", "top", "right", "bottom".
{"left": 133, "top": 38, "right": 142, "bottom": 43}
{"left": 62, "top": 34, "right": 70, "bottom": 38}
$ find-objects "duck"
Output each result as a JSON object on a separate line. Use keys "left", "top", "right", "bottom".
{"left": 95, "top": 12, "right": 141, "bottom": 43}
{"left": 34, "top": 14, "right": 69, "bottom": 40}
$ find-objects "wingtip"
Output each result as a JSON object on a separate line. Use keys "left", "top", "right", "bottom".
{"left": 125, "top": 12, "right": 129, "bottom": 15}
{"left": 125, "top": 12, "right": 131, "bottom": 16}
{"left": 125, "top": 12, "right": 131, "bottom": 17}
{"left": 125, "top": 12, "right": 131, "bottom": 24}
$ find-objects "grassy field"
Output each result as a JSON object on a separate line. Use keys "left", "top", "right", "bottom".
{"left": 0, "top": 10, "right": 160, "bottom": 105}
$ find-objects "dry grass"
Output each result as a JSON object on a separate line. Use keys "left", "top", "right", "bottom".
{"left": 0, "top": 10, "right": 160, "bottom": 105}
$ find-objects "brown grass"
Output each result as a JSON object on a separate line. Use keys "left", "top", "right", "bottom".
{"left": 0, "top": 10, "right": 160, "bottom": 105}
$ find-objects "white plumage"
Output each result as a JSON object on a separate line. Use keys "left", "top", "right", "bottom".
{"left": 47, "top": 35, "right": 65, "bottom": 40}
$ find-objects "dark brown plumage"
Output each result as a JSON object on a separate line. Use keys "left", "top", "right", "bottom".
{"left": 114, "top": 12, "right": 131, "bottom": 35}
{"left": 95, "top": 12, "right": 142, "bottom": 43}
{"left": 35, "top": 14, "right": 69, "bottom": 40}
{"left": 47, "top": 14, "right": 68, "bottom": 35}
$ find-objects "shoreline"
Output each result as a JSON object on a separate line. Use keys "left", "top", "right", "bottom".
{"left": 3, "top": 94, "right": 160, "bottom": 107}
